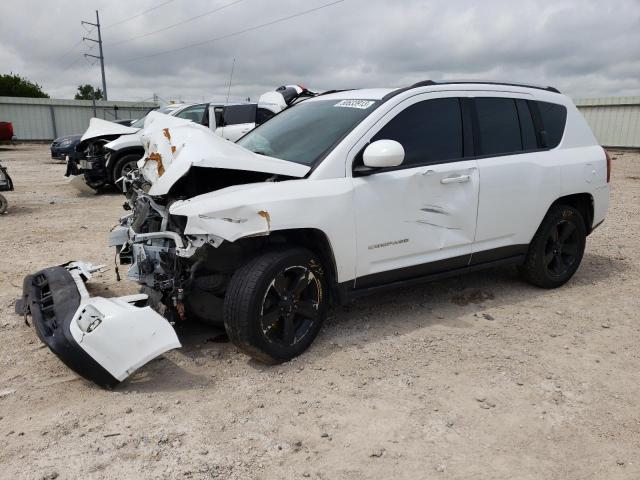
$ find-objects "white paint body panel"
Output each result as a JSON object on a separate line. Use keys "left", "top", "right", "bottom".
{"left": 104, "top": 133, "right": 142, "bottom": 152}
{"left": 69, "top": 297, "right": 181, "bottom": 382}
{"left": 216, "top": 123, "right": 255, "bottom": 142}
{"left": 170, "top": 178, "right": 357, "bottom": 282}
{"left": 136, "top": 84, "right": 609, "bottom": 286}
{"left": 63, "top": 262, "right": 181, "bottom": 382}
{"left": 81, "top": 117, "right": 139, "bottom": 142}
{"left": 353, "top": 161, "right": 479, "bottom": 280}
{"left": 139, "top": 112, "right": 309, "bottom": 196}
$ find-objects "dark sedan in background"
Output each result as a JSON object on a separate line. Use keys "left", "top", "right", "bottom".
{"left": 51, "top": 134, "right": 82, "bottom": 161}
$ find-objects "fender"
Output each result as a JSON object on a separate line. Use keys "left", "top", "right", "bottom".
{"left": 169, "top": 178, "right": 357, "bottom": 283}
{"left": 104, "top": 133, "right": 144, "bottom": 169}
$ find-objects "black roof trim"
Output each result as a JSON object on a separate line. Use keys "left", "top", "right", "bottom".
{"left": 316, "top": 89, "right": 356, "bottom": 97}
{"left": 382, "top": 80, "right": 561, "bottom": 101}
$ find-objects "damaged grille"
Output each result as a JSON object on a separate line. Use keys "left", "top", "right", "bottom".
{"left": 32, "top": 273, "right": 57, "bottom": 335}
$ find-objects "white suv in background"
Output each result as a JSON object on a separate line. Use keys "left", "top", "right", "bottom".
{"left": 19, "top": 80, "right": 610, "bottom": 387}
{"left": 71, "top": 85, "right": 314, "bottom": 189}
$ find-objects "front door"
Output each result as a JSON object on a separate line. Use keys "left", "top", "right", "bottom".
{"left": 352, "top": 96, "right": 479, "bottom": 288}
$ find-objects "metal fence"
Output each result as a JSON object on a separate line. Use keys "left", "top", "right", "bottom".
{"left": 575, "top": 96, "right": 640, "bottom": 148}
{"left": 1, "top": 94, "right": 638, "bottom": 147}
{"left": 0, "top": 96, "right": 158, "bottom": 141}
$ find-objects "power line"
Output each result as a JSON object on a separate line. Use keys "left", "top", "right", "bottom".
{"left": 103, "top": 0, "right": 176, "bottom": 29}
{"left": 57, "top": 38, "right": 84, "bottom": 63}
{"left": 114, "top": 0, "right": 345, "bottom": 64}
{"left": 107, "top": 0, "right": 244, "bottom": 47}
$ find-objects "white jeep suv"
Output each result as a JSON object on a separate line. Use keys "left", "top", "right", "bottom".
{"left": 18, "top": 81, "right": 610, "bottom": 387}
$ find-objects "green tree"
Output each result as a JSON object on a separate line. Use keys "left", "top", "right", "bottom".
{"left": 75, "top": 84, "right": 104, "bottom": 100}
{"left": 0, "top": 73, "right": 49, "bottom": 98}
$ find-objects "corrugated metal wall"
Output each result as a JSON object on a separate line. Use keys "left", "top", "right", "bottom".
{"left": 0, "top": 97, "right": 158, "bottom": 140}
{"left": 575, "top": 97, "right": 640, "bottom": 148}
{"left": 1, "top": 95, "right": 638, "bottom": 147}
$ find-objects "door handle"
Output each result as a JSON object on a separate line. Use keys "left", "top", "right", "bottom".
{"left": 440, "top": 175, "right": 471, "bottom": 184}
{"left": 421, "top": 169, "right": 435, "bottom": 176}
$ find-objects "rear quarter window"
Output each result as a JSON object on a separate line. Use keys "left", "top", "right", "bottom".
{"left": 535, "top": 101, "right": 567, "bottom": 148}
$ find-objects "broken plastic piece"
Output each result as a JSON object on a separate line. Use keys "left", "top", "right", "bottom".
{"left": 16, "top": 261, "right": 180, "bottom": 388}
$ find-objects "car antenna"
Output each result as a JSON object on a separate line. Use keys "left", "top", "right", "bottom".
{"left": 226, "top": 57, "right": 236, "bottom": 104}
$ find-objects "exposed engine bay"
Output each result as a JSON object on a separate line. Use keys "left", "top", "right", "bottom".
{"left": 108, "top": 113, "right": 308, "bottom": 326}
{"left": 110, "top": 169, "right": 279, "bottom": 325}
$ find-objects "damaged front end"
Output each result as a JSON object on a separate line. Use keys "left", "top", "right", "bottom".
{"left": 66, "top": 118, "right": 140, "bottom": 190}
{"left": 16, "top": 262, "right": 180, "bottom": 388}
{"left": 109, "top": 113, "right": 309, "bottom": 326}
{"left": 19, "top": 113, "right": 309, "bottom": 387}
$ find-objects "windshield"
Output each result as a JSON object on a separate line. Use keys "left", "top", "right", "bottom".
{"left": 130, "top": 105, "right": 182, "bottom": 128}
{"left": 237, "top": 99, "right": 380, "bottom": 166}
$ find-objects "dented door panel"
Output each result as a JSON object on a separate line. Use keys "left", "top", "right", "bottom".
{"left": 352, "top": 160, "right": 479, "bottom": 284}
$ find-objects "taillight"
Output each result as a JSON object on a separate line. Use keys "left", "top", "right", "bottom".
{"left": 604, "top": 148, "right": 611, "bottom": 183}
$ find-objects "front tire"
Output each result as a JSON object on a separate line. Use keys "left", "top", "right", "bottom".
{"left": 521, "top": 204, "right": 586, "bottom": 288}
{"left": 112, "top": 154, "right": 140, "bottom": 185}
{"left": 224, "top": 248, "right": 327, "bottom": 364}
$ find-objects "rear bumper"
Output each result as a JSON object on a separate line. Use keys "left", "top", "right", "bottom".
{"left": 16, "top": 262, "right": 181, "bottom": 388}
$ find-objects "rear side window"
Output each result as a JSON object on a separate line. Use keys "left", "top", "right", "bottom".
{"left": 535, "top": 101, "right": 567, "bottom": 148}
{"left": 475, "top": 98, "right": 521, "bottom": 155}
{"left": 372, "top": 98, "right": 463, "bottom": 166}
{"left": 515, "top": 99, "right": 538, "bottom": 150}
{"left": 223, "top": 104, "right": 257, "bottom": 126}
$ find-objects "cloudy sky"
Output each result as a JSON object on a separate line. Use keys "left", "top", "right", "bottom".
{"left": 2, "top": 0, "right": 639, "bottom": 103}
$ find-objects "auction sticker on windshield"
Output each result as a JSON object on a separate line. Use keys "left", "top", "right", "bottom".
{"left": 334, "top": 100, "right": 375, "bottom": 109}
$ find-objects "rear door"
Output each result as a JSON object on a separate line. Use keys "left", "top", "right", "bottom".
{"left": 351, "top": 95, "right": 479, "bottom": 288}
{"left": 471, "top": 96, "right": 565, "bottom": 261}
{"left": 217, "top": 104, "right": 257, "bottom": 141}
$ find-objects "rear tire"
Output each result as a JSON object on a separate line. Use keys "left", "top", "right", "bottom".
{"left": 0, "top": 194, "right": 7, "bottom": 214}
{"left": 224, "top": 248, "right": 327, "bottom": 364}
{"left": 520, "top": 204, "right": 586, "bottom": 288}
{"left": 112, "top": 154, "right": 141, "bottom": 185}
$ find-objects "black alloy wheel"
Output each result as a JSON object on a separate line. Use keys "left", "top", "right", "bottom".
{"left": 224, "top": 248, "right": 328, "bottom": 363}
{"left": 521, "top": 204, "right": 586, "bottom": 288}
{"left": 544, "top": 219, "right": 581, "bottom": 278}
{"left": 259, "top": 265, "right": 322, "bottom": 347}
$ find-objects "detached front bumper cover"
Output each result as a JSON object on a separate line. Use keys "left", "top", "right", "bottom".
{"left": 16, "top": 261, "right": 181, "bottom": 388}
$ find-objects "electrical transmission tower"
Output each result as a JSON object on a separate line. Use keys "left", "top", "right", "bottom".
{"left": 82, "top": 10, "right": 108, "bottom": 101}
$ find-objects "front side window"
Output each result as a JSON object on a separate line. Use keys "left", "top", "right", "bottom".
{"left": 371, "top": 98, "right": 463, "bottom": 166}
{"left": 175, "top": 104, "right": 206, "bottom": 124}
{"left": 238, "top": 99, "right": 381, "bottom": 166}
{"left": 475, "top": 97, "right": 522, "bottom": 156}
{"left": 131, "top": 105, "right": 181, "bottom": 128}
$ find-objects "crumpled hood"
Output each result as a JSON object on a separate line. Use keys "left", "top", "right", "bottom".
{"left": 139, "top": 111, "right": 310, "bottom": 196}
{"left": 104, "top": 132, "right": 143, "bottom": 151}
{"left": 81, "top": 117, "right": 140, "bottom": 142}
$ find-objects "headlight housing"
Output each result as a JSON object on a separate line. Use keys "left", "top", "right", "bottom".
{"left": 59, "top": 138, "right": 72, "bottom": 147}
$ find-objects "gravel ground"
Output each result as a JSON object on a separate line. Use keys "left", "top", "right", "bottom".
{"left": 0, "top": 144, "right": 638, "bottom": 480}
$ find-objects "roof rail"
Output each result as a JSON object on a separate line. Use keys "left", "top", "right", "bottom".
{"left": 382, "top": 80, "right": 561, "bottom": 101}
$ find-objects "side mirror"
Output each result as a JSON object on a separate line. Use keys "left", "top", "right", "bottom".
{"left": 363, "top": 140, "right": 404, "bottom": 168}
